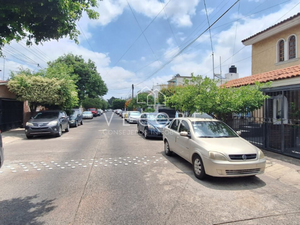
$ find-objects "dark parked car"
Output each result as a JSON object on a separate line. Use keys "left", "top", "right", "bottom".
{"left": 69, "top": 110, "right": 83, "bottom": 127}
{"left": 0, "top": 131, "right": 3, "bottom": 168}
{"left": 137, "top": 112, "right": 169, "bottom": 139}
{"left": 25, "top": 110, "right": 70, "bottom": 139}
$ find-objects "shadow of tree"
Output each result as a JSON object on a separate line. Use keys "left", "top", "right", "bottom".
{"left": 0, "top": 195, "right": 56, "bottom": 225}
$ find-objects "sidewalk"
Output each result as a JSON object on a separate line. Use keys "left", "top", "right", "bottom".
{"left": 1, "top": 128, "right": 26, "bottom": 145}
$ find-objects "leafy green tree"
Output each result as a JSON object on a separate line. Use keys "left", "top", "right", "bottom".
{"left": 144, "top": 108, "right": 155, "bottom": 112}
{"left": 158, "top": 86, "right": 176, "bottom": 105}
{"left": 127, "top": 92, "right": 154, "bottom": 111}
{"left": 107, "top": 96, "right": 116, "bottom": 108}
{"left": 48, "top": 54, "right": 107, "bottom": 104}
{"left": 167, "top": 75, "right": 269, "bottom": 120}
{"left": 8, "top": 74, "right": 78, "bottom": 116}
{"left": 0, "top": 0, "right": 99, "bottom": 54}
{"left": 112, "top": 99, "right": 126, "bottom": 109}
{"left": 82, "top": 97, "right": 107, "bottom": 110}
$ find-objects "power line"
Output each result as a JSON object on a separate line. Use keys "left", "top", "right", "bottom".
{"left": 135, "top": 0, "right": 240, "bottom": 86}
{"left": 203, "top": 0, "right": 214, "bottom": 78}
{"left": 17, "top": 42, "right": 48, "bottom": 65}
{"left": 127, "top": 0, "right": 158, "bottom": 61}
{"left": 231, "top": 0, "right": 240, "bottom": 65}
{"left": 110, "top": 0, "right": 172, "bottom": 70}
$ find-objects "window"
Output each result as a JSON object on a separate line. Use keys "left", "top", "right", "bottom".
{"left": 170, "top": 119, "right": 180, "bottom": 131}
{"left": 278, "top": 40, "right": 285, "bottom": 62}
{"left": 178, "top": 121, "right": 190, "bottom": 133}
{"left": 288, "top": 35, "right": 296, "bottom": 59}
{"left": 273, "top": 95, "right": 288, "bottom": 124}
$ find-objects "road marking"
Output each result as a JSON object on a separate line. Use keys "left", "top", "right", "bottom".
{"left": 0, "top": 155, "right": 167, "bottom": 175}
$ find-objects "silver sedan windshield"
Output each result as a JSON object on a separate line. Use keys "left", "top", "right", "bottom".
{"left": 192, "top": 121, "right": 238, "bottom": 138}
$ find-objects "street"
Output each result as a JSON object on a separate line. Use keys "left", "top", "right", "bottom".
{"left": 1, "top": 112, "right": 300, "bottom": 225}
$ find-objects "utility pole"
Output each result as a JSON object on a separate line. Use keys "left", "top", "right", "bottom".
{"left": 132, "top": 84, "right": 134, "bottom": 99}
{"left": 3, "top": 56, "right": 5, "bottom": 80}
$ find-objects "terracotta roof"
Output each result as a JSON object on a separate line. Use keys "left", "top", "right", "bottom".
{"left": 242, "top": 13, "right": 300, "bottom": 43}
{"left": 223, "top": 64, "right": 300, "bottom": 88}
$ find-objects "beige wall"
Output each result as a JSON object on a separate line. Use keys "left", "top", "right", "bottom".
{"left": 0, "top": 85, "right": 16, "bottom": 98}
{"left": 252, "top": 25, "right": 300, "bottom": 75}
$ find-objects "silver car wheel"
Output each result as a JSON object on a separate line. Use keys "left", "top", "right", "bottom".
{"left": 144, "top": 129, "right": 148, "bottom": 139}
{"left": 164, "top": 141, "right": 172, "bottom": 156}
{"left": 194, "top": 158, "right": 202, "bottom": 176}
{"left": 56, "top": 126, "right": 62, "bottom": 137}
{"left": 193, "top": 155, "right": 206, "bottom": 180}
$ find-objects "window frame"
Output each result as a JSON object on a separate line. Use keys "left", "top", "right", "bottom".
{"left": 288, "top": 34, "right": 297, "bottom": 60}
{"left": 277, "top": 39, "right": 285, "bottom": 62}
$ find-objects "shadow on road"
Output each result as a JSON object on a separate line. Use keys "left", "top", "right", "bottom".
{"left": 162, "top": 152, "right": 267, "bottom": 191}
{"left": 0, "top": 195, "right": 56, "bottom": 225}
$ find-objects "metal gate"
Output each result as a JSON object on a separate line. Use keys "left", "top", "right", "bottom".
{"left": 0, "top": 98, "right": 23, "bottom": 132}
{"left": 264, "top": 88, "right": 300, "bottom": 159}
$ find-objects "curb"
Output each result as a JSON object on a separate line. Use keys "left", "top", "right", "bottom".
{"left": 1, "top": 128, "right": 25, "bottom": 145}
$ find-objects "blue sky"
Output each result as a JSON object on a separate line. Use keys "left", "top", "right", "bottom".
{"left": 2, "top": 0, "right": 300, "bottom": 100}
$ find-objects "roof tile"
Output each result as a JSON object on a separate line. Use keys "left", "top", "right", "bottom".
{"left": 242, "top": 13, "right": 300, "bottom": 43}
{"left": 223, "top": 64, "right": 300, "bottom": 87}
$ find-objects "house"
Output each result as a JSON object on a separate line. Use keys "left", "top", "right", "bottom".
{"left": 225, "top": 13, "right": 300, "bottom": 159}
{"left": 167, "top": 74, "right": 192, "bottom": 86}
{"left": 0, "top": 80, "right": 24, "bottom": 132}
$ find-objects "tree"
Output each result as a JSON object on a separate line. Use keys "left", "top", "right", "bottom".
{"left": 167, "top": 75, "right": 269, "bottom": 120}
{"left": 48, "top": 54, "right": 107, "bottom": 104}
{"left": 158, "top": 86, "right": 176, "bottom": 105}
{"left": 8, "top": 73, "right": 78, "bottom": 116}
{"left": 0, "top": 0, "right": 99, "bottom": 54}
{"left": 126, "top": 92, "right": 154, "bottom": 111}
{"left": 112, "top": 99, "right": 126, "bottom": 109}
{"left": 107, "top": 96, "right": 116, "bottom": 108}
{"left": 82, "top": 97, "right": 107, "bottom": 110}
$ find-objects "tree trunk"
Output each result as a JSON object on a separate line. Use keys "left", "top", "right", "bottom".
{"left": 29, "top": 103, "right": 38, "bottom": 118}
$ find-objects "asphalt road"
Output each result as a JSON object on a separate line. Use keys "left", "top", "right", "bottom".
{"left": 1, "top": 112, "right": 300, "bottom": 225}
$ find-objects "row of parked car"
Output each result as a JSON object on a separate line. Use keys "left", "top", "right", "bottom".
{"left": 114, "top": 109, "right": 267, "bottom": 180}
{"left": 24, "top": 109, "right": 103, "bottom": 139}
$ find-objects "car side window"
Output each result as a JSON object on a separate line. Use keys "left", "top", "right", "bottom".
{"left": 170, "top": 119, "right": 180, "bottom": 131}
{"left": 179, "top": 121, "right": 190, "bottom": 133}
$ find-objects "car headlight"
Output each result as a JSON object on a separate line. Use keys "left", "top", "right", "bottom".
{"left": 258, "top": 149, "right": 265, "bottom": 159}
{"left": 26, "top": 122, "right": 33, "bottom": 126}
{"left": 209, "top": 151, "right": 227, "bottom": 161}
{"left": 148, "top": 124, "right": 156, "bottom": 130}
{"left": 48, "top": 121, "right": 58, "bottom": 126}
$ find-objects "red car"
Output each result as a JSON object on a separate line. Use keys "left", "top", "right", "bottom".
{"left": 88, "top": 108, "right": 98, "bottom": 117}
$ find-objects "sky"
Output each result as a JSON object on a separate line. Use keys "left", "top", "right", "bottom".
{"left": 2, "top": 0, "right": 300, "bottom": 101}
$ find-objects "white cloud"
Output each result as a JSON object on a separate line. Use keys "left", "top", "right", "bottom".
{"left": 201, "top": 7, "right": 214, "bottom": 16}
{"left": 91, "top": 0, "right": 128, "bottom": 26}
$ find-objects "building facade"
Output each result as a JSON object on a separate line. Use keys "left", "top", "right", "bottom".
{"left": 225, "top": 13, "right": 300, "bottom": 159}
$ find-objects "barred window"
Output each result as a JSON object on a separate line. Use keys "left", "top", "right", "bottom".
{"left": 289, "top": 35, "right": 296, "bottom": 59}
{"left": 278, "top": 40, "right": 285, "bottom": 62}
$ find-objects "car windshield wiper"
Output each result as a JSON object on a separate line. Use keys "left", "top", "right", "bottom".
{"left": 215, "top": 136, "right": 235, "bottom": 138}
{"left": 199, "top": 136, "right": 214, "bottom": 138}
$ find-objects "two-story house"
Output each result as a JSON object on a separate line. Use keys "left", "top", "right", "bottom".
{"left": 225, "top": 13, "right": 300, "bottom": 159}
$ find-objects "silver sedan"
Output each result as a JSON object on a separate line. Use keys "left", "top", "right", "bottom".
{"left": 163, "top": 118, "right": 266, "bottom": 180}
{"left": 82, "top": 111, "right": 93, "bottom": 119}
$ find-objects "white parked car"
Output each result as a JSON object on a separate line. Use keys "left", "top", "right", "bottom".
{"left": 82, "top": 111, "right": 93, "bottom": 119}
{"left": 126, "top": 111, "right": 141, "bottom": 123}
{"left": 163, "top": 118, "right": 266, "bottom": 180}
